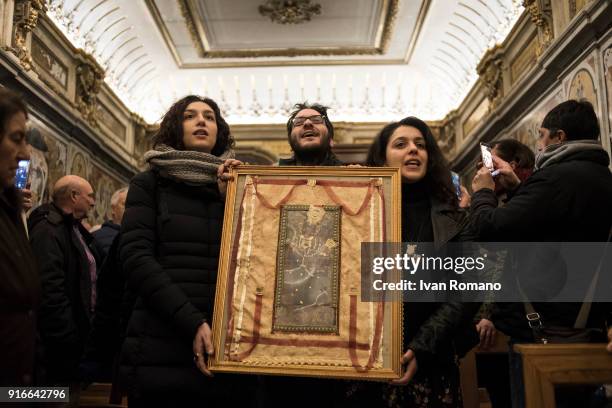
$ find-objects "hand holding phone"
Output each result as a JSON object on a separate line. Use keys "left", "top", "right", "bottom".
{"left": 451, "top": 171, "right": 462, "bottom": 199}
{"left": 480, "top": 143, "right": 494, "bottom": 171}
{"left": 480, "top": 144, "right": 501, "bottom": 176}
{"left": 15, "top": 159, "right": 30, "bottom": 189}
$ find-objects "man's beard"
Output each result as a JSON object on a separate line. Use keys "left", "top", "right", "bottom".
{"left": 289, "top": 135, "right": 332, "bottom": 165}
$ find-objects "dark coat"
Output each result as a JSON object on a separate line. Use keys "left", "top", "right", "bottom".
{"left": 470, "top": 147, "right": 612, "bottom": 340}
{"left": 28, "top": 202, "right": 101, "bottom": 383}
{"left": 403, "top": 197, "right": 480, "bottom": 366}
{"left": 278, "top": 151, "right": 343, "bottom": 166}
{"left": 340, "top": 190, "right": 479, "bottom": 408}
{"left": 92, "top": 220, "right": 120, "bottom": 258}
{"left": 83, "top": 233, "right": 127, "bottom": 383}
{"left": 0, "top": 188, "right": 39, "bottom": 386}
{"left": 119, "top": 169, "right": 251, "bottom": 400}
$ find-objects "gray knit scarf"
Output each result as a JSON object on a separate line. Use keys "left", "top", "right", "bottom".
{"left": 534, "top": 140, "right": 604, "bottom": 170}
{"left": 144, "top": 144, "right": 235, "bottom": 185}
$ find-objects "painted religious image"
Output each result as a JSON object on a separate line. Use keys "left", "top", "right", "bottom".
{"left": 211, "top": 167, "right": 403, "bottom": 380}
{"left": 274, "top": 205, "right": 341, "bottom": 333}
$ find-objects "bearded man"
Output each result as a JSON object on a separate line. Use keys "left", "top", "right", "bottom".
{"left": 280, "top": 102, "right": 342, "bottom": 166}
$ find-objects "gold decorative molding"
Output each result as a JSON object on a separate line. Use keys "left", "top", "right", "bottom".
{"left": 145, "top": 0, "right": 401, "bottom": 66}
{"left": 510, "top": 34, "right": 538, "bottom": 85}
{"left": 477, "top": 45, "right": 505, "bottom": 109}
{"left": 462, "top": 98, "right": 490, "bottom": 138}
{"left": 133, "top": 122, "right": 153, "bottom": 169}
{"left": 75, "top": 50, "right": 105, "bottom": 126}
{"left": 258, "top": 0, "right": 321, "bottom": 25}
{"left": 180, "top": 0, "right": 398, "bottom": 58}
{"left": 439, "top": 110, "right": 459, "bottom": 157}
{"left": 177, "top": 58, "right": 406, "bottom": 68}
{"left": 97, "top": 102, "right": 127, "bottom": 143}
{"left": 31, "top": 36, "right": 68, "bottom": 89}
{"left": 569, "top": 0, "right": 590, "bottom": 19}
{"left": 176, "top": 0, "right": 205, "bottom": 59}
{"left": 522, "top": 0, "right": 554, "bottom": 56}
{"left": 10, "top": 0, "right": 47, "bottom": 71}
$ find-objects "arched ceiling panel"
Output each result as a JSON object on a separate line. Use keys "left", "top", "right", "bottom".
{"left": 47, "top": 0, "right": 522, "bottom": 123}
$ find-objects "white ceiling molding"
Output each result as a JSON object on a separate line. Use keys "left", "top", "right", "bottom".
{"left": 46, "top": 0, "right": 523, "bottom": 124}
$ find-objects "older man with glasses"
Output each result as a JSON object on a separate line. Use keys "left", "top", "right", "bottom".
{"left": 279, "top": 102, "right": 342, "bottom": 166}
{"left": 28, "top": 174, "right": 101, "bottom": 405}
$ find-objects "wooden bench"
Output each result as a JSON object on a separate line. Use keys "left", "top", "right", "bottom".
{"left": 79, "top": 383, "right": 126, "bottom": 408}
{"left": 514, "top": 343, "right": 612, "bottom": 408}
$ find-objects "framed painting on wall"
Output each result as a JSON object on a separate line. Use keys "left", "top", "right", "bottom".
{"left": 210, "top": 166, "right": 403, "bottom": 380}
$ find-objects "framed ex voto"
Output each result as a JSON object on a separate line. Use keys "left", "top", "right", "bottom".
{"left": 210, "top": 166, "right": 402, "bottom": 380}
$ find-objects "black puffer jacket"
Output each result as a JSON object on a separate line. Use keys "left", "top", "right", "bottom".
{"left": 119, "top": 169, "right": 242, "bottom": 399}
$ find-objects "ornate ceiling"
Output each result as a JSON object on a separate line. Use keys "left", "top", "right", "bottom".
{"left": 146, "top": 0, "right": 415, "bottom": 64}
{"left": 47, "top": 0, "right": 523, "bottom": 124}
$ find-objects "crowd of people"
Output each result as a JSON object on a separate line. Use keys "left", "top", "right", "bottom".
{"left": 1, "top": 86, "right": 612, "bottom": 407}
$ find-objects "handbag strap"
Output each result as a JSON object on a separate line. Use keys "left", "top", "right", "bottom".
{"left": 518, "top": 283, "right": 547, "bottom": 343}
{"left": 518, "top": 228, "right": 612, "bottom": 341}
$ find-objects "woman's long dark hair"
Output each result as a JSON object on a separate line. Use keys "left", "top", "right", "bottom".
{"left": 366, "top": 116, "right": 457, "bottom": 206}
{"left": 153, "top": 95, "right": 234, "bottom": 156}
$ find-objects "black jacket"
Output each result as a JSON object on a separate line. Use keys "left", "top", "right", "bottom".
{"left": 92, "top": 221, "right": 120, "bottom": 258}
{"left": 119, "top": 169, "right": 248, "bottom": 399}
{"left": 405, "top": 197, "right": 480, "bottom": 365}
{"left": 278, "top": 151, "right": 343, "bottom": 166}
{"left": 470, "top": 146, "right": 612, "bottom": 340}
{"left": 28, "top": 202, "right": 101, "bottom": 382}
{"left": 0, "top": 188, "right": 39, "bottom": 386}
{"left": 83, "top": 233, "right": 128, "bottom": 383}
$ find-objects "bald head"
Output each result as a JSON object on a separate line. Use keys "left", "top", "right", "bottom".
{"left": 52, "top": 175, "right": 95, "bottom": 220}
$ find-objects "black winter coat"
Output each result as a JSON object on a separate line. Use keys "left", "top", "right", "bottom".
{"left": 28, "top": 202, "right": 101, "bottom": 383}
{"left": 119, "top": 169, "right": 249, "bottom": 400}
{"left": 83, "top": 233, "right": 127, "bottom": 383}
{"left": 0, "top": 188, "right": 39, "bottom": 386}
{"left": 404, "top": 197, "right": 480, "bottom": 364}
{"left": 470, "top": 147, "right": 612, "bottom": 340}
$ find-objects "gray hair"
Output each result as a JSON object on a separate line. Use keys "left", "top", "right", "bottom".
{"left": 110, "top": 187, "right": 128, "bottom": 207}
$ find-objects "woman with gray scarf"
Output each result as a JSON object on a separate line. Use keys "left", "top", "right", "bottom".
{"left": 118, "top": 95, "right": 251, "bottom": 407}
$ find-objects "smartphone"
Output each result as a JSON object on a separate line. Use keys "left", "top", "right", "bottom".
{"left": 480, "top": 143, "right": 495, "bottom": 173}
{"left": 451, "top": 171, "right": 462, "bottom": 199}
{"left": 15, "top": 159, "right": 30, "bottom": 189}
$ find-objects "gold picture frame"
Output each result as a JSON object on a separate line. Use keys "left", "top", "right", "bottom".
{"left": 210, "top": 166, "right": 402, "bottom": 380}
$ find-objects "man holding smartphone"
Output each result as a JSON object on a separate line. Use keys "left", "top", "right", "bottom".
{"left": 470, "top": 100, "right": 612, "bottom": 408}
{"left": 471, "top": 100, "right": 611, "bottom": 241}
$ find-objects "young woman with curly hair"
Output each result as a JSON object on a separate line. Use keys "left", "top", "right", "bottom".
{"left": 118, "top": 95, "right": 253, "bottom": 407}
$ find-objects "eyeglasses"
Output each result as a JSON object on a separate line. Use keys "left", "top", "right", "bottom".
{"left": 292, "top": 114, "right": 325, "bottom": 127}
